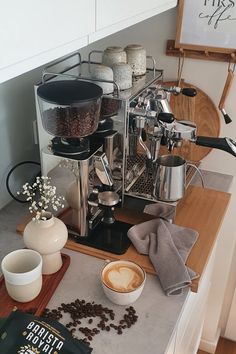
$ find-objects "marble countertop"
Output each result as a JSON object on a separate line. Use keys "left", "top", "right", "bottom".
{"left": 47, "top": 248, "right": 189, "bottom": 354}
{"left": 0, "top": 169, "right": 233, "bottom": 354}
{"left": 0, "top": 201, "right": 189, "bottom": 354}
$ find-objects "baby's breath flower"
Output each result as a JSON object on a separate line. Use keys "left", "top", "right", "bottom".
{"left": 18, "top": 176, "right": 65, "bottom": 221}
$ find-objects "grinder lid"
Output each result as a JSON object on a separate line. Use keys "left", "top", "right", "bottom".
{"left": 37, "top": 80, "right": 103, "bottom": 105}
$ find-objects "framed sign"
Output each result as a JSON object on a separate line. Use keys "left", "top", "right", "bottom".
{"left": 175, "top": 0, "right": 236, "bottom": 53}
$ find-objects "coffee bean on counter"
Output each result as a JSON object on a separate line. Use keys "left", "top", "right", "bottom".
{"left": 41, "top": 300, "right": 138, "bottom": 345}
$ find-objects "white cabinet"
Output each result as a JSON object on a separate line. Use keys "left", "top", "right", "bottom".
{"left": 96, "top": 0, "right": 177, "bottom": 30}
{"left": 168, "top": 241, "right": 217, "bottom": 354}
{"left": 165, "top": 331, "right": 176, "bottom": 354}
{"left": 90, "top": 0, "right": 177, "bottom": 42}
{"left": 0, "top": 0, "right": 177, "bottom": 83}
{"left": 0, "top": 0, "right": 96, "bottom": 83}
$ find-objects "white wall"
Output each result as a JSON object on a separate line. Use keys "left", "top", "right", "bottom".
{"left": 0, "top": 68, "right": 43, "bottom": 208}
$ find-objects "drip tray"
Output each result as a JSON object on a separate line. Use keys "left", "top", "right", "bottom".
{"left": 69, "top": 221, "right": 132, "bottom": 255}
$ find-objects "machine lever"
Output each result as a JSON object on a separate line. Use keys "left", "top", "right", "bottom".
{"left": 94, "top": 152, "right": 114, "bottom": 186}
{"left": 158, "top": 112, "right": 175, "bottom": 124}
{"left": 181, "top": 87, "right": 197, "bottom": 97}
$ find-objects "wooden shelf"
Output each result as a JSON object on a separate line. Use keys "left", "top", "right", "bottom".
{"left": 166, "top": 40, "right": 236, "bottom": 63}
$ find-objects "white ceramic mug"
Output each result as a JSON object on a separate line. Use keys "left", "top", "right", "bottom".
{"left": 112, "top": 62, "right": 133, "bottom": 90}
{"left": 124, "top": 44, "right": 146, "bottom": 76}
{"left": 1, "top": 249, "right": 43, "bottom": 302}
{"left": 101, "top": 260, "right": 146, "bottom": 305}
{"left": 102, "top": 46, "right": 127, "bottom": 68}
{"left": 91, "top": 64, "right": 114, "bottom": 94}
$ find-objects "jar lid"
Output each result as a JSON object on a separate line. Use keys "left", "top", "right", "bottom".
{"left": 37, "top": 80, "right": 103, "bottom": 105}
{"left": 104, "top": 46, "right": 124, "bottom": 53}
{"left": 125, "top": 44, "right": 144, "bottom": 50}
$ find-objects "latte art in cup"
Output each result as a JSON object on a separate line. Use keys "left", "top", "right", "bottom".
{"left": 101, "top": 260, "right": 146, "bottom": 305}
{"left": 102, "top": 262, "right": 144, "bottom": 292}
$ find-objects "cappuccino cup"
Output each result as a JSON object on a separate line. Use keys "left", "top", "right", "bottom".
{"left": 1, "top": 249, "right": 43, "bottom": 303}
{"left": 101, "top": 260, "right": 146, "bottom": 305}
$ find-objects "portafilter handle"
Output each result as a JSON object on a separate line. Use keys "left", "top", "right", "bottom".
{"left": 195, "top": 136, "right": 236, "bottom": 157}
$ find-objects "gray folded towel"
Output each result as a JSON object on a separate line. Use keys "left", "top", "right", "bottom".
{"left": 127, "top": 218, "right": 199, "bottom": 295}
{"left": 144, "top": 203, "right": 176, "bottom": 221}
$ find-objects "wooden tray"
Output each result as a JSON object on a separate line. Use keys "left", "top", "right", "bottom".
{"left": 0, "top": 253, "right": 70, "bottom": 318}
{"left": 16, "top": 187, "right": 230, "bottom": 293}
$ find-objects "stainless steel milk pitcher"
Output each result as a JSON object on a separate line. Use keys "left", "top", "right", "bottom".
{"left": 153, "top": 155, "right": 187, "bottom": 202}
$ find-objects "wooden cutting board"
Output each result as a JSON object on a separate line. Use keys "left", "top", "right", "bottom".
{"left": 165, "top": 80, "right": 221, "bottom": 162}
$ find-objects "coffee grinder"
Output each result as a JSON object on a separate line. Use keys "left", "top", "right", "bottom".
{"left": 37, "top": 79, "right": 131, "bottom": 254}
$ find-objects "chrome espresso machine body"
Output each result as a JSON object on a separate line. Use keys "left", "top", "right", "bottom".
{"left": 35, "top": 51, "right": 163, "bottom": 254}
{"left": 35, "top": 51, "right": 236, "bottom": 254}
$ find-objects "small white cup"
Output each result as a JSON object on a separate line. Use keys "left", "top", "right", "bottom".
{"left": 124, "top": 44, "right": 146, "bottom": 76}
{"left": 90, "top": 64, "right": 114, "bottom": 94}
{"left": 101, "top": 260, "right": 146, "bottom": 305}
{"left": 112, "top": 62, "right": 133, "bottom": 90}
{"left": 1, "top": 249, "right": 43, "bottom": 303}
{"left": 102, "top": 46, "right": 127, "bottom": 68}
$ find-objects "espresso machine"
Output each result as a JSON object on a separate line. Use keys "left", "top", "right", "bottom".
{"left": 35, "top": 50, "right": 236, "bottom": 255}
{"left": 125, "top": 84, "right": 236, "bottom": 202}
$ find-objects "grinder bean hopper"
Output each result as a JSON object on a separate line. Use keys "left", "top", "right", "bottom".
{"left": 37, "top": 80, "right": 103, "bottom": 157}
{"left": 37, "top": 78, "right": 131, "bottom": 255}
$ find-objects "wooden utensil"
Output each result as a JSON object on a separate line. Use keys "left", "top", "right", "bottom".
{"left": 218, "top": 69, "right": 234, "bottom": 124}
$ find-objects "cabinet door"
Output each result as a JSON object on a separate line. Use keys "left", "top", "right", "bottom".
{"left": 96, "top": 0, "right": 177, "bottom": 30}
{"left": 0, "top": 0, "right": 95, "bottom": 82}
{"left": 165, "top": 330, "right": 176, "bottom": 354}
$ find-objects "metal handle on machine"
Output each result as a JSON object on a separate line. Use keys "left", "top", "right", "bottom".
{"left": 94, "top": 152, "right": 114, "bottom": 187}
{"left": 42, "top": 51, "right": 82, "bottom": 81}
{"left": 146, "top": 55, "right": 156, "bottom": 75}
{"left": 42, "top": 71, "right": 79, "bottom": 83}
{"left": 88, "top": 50, "right": 104, "bottom": 72}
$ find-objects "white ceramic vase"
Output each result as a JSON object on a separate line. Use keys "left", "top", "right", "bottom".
{"left": 23, "top": 212, "right": 68, "bottom": 275}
